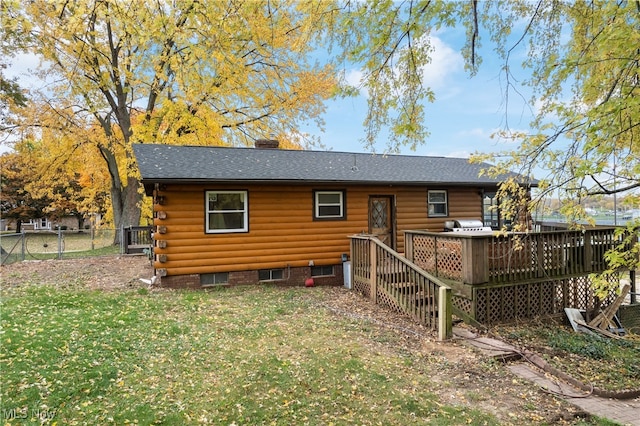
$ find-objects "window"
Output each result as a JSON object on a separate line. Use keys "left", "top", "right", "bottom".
{"left": 483, "top": 192, "right": 499, "bottom": 229}
{"left": 201, "top": 273, "right": 229, "bottom": 286}
{"left": 28, "top": 218, "right": 50, "bottom": 230}
{"left": 258, "top": 269, "right": 284, "bottom": 281}
{"left": 428, "top": 190, "right": 448, "bottom": 217}
{"left": 206, "top": 191, "right": 248, "bottom": 233}
{"left": 483, "top": 192, "right": 512, "bottom": 230}
{"left": 311, "top": 265, "right": 334, "bottom": 277}
{"left": 314, "top": 190, "right": 345, "bottom": 220}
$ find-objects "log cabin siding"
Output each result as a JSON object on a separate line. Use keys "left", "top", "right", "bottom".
{"left": 153, "top": 183, "right": 484, "bottom": 277}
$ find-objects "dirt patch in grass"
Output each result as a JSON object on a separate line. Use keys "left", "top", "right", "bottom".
{"left": 0, "top": 255, "right": 153, "bottom": 290}
{"left": 1, "top": 256, "right": 629, "bottom": 425}
{"left": 312, "top": 287, "right": 597, "bottom": 424}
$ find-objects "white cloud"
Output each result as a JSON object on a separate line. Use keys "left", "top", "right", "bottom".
{"left": 418, "top": 35, "right": 464, "bottom": 92}
{"left": 345, "top": 68, "right": 364, "bottom": 87}
{"left": 454, "top": 127, "right": 497, "bottom": 146}
{"left": 5, "top": 52, "right": 43, "bottom": 89}
{"left": 342, "top": 68, "right": 369, "bottom": 98}
{"left": 341, "top": 34, "right": 463, "bottom": 99}
{"left": 442, "top": 149, "right": 471, "bottom": 158}
{"left": 418, "top": 147, "right": 471, "bottom": 158}
{"left": 456, "top": 127, "right": 488, "bottom": 138}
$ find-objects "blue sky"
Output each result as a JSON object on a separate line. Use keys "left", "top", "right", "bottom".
{"left": 5, "top": 24, "right": 536, "bottom": 160}
{"left": 306, "top": 26, "right": 536, "bottom": 158}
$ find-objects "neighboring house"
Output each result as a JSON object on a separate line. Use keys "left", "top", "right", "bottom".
{"left": 7, "top": 215, "right": 89, "bottom": 232}
{"left": 133, "top": 141, "right": 536, "bottom": 288}
{"left": 23, "top": 218, "right": 52, "bottom": 230}
{"left": 6, "top": 217, "right": 53, "bottom": 231}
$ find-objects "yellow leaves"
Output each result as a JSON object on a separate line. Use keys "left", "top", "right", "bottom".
{"left": 10, "top": 0, "right": 342, "bottom": 229}
{"left": 137, "top": 101, "right": 229, "bottom": 147}
{"left": 6, "top": 122, "right": 113, "bottom": 222}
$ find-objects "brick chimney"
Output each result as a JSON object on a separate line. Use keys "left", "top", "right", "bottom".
{"left": 254, "top": 139, "right": 279, "bottom": 149}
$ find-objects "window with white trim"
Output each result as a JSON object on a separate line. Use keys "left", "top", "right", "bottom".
{"left": 428, "top": 190, "right": 448, "bottom": 217}
{"left": 206, "top": 190, "right": 248, "bottom": 233}
{"left": 314, "top": 190, "right": 345, "bottom": 220}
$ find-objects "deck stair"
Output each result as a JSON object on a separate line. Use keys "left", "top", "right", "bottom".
{"left": 386, "top": 278, "right": 436, "bottom": 308}
{"left": 389, "top": 281, "right": 418, "bottom": 294}
{"left": 350, "top": 234, "right": 453, "bottom": 340}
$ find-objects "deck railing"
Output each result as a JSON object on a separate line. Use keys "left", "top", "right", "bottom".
{"left": 123, "top": 226, "right": 153, "bottom": 255}
{"left": 405, "top": 228, "right": 627, "bottom": 285}
{"left": 350, "top": 234, "right": 452, "bottom": 340}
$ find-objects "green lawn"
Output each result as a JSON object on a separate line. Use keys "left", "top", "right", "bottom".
{"left": 1, "top": 282, "right": 616, "bottom": 425}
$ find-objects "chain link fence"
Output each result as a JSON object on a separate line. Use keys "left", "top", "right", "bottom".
{"left": 1, "top": 228, "right": 123, "bottom": 265}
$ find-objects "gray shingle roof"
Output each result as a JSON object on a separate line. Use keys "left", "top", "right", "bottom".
{"left": 133, "top": 144, "right": 535, "bottom": 187}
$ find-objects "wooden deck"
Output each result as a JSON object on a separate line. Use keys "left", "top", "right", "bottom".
{"left": 350, "top": 229, "right": 637, "bottom": 326}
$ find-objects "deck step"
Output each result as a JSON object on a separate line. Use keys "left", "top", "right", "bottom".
{"left": 414, "top": 291, "right": 435, "bottom": 307}
{"left": 389, "top": 281, "right": 420, "bottom": 294}
{"left": 380, "top": 272, "right": 410, "bottom": 283}
{"left": 387, "top": 283, "right": 436, "bottom": 307}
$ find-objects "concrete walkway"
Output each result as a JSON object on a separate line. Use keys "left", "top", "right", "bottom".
{"left": 454, "top": 327, "right": 640, "bottom": 426}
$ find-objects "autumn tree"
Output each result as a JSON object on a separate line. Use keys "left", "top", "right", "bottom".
{"left": 470, "top": 2, "right": 639, "bottom": 208}
{"left": 473, "top": 1, "right": 640, "bottom": 282}
{"left": 21, "top": 128, "right": 112, "bottom": 230}
{"left": 0, "top": 151, "right": 51, "bottom": 233}
{"left": 331, "top": 1, "right": 638, "bottom": 201}
{"left": 0, "top": 133, "right": 109, "bottom": 232}
{"left": 0, "top": 63, "right": 27, "bottom": 132}
{"left": 5, "top": 1, "right": 637, "bottom": 275}
{"left": 0, "top": 1, "right": 29, "bottom": 135}
{"left": 2, "top": 0, "right": 338, "bottom": 239}
{"left": 332, "top": 1, "right": 639, "bottom": 276}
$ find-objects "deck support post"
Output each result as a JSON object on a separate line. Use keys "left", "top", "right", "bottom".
{"left": 370, "top": 238, "right": 378, "bottom": 303}
{"left": 462, "top": 237, "right": 488, "bottom": 284}
{"left": 438, "top": 286, "right": 452, "bottom": 340}
{"left": 404, "top": 232, "right": 414, "bottom": 262}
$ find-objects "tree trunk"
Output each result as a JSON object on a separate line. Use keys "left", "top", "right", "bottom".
{"left": 97, "top": 141, "right": 143, "bottom": 245}
{"left": 111, "top": 176, "right": 143, "bottom": 245}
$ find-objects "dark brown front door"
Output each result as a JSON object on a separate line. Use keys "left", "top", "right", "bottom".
{"left": 368, "top": 196, "right": 394, "bottom": 248}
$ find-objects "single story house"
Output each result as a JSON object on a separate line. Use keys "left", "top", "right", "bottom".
{"left": 133, "top": 141, "right": 536, "bottom": 288}
{"left": 5, "top": 215, "right": 98, "bottom": 232}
